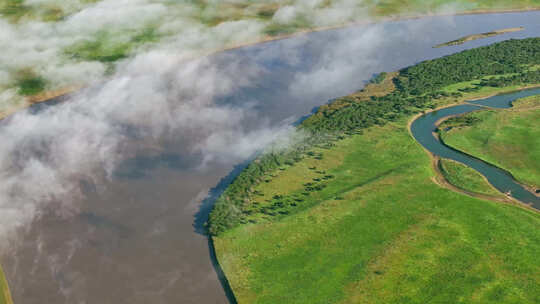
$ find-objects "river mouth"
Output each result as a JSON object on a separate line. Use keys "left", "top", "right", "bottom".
{"left": 2, "top": 11, "right": 540, "bottom": 304}
{"left": 410, "top": 88, "right": 540, "bottom": 209}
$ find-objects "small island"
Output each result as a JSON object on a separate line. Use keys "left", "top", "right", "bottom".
{"left": 434, "top": 27, "right": 524, "bottom": 48}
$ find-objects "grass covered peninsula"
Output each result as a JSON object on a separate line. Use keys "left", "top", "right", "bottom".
{"left": 438, "top": 158, "right": 504, "bottom": 197}
{"left": 209, "top": 38, "right": 540, "bottom": 303}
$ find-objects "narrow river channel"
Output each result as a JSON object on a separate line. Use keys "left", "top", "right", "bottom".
{"left": 411, "top": 88, "right": 540, "bottom": 209}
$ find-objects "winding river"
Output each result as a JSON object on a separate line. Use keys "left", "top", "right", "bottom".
{"left": 411, "top": 88, "right": 540, "bottom": 209}
{"left": 2, "top": 11, "right": 540, "bottom": 304}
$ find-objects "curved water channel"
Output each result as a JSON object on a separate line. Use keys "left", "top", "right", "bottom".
{"left": 2, "top": 11, "right": 540, "bottom": 304}
{"left": 411, "top": 88, "right": 540, "bottom": 209}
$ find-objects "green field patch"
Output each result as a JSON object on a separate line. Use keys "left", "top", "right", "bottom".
{"left": 212, "top": 39, "right": 540, "bottom": 303}
{"left": 512, "top": 94, "right": 540, "bottom": 109}
{"left": 15, "top": 69, "right": 47, "bottom": 96}
{"left": 0, "top": 0, "right": 69, "bottom": 23}
{"left": 65, "top": 27, "right": 160, "bottom": 64}
{"left": 439, "top": 158, "right": 503, "bottom": 197}
{"left": 65, "top": 35, "right": 130, "bottom": 63}
{"left": 216, "top": 117, "right": 540, "bottom": 303}
{"left": 0, "top": 265, "right": 12, "bottom": 304}
{"left": 0, "top": 0, "right": 30, "bottom": 22}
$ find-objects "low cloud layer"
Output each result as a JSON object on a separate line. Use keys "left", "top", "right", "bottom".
{"left": 0, "top": 49, "right": 298, "bottom": 250}
{"left": 0, "top": 0, "right": 474, "bottom": 251}
{"left": 0, "top": 0, "right": 375, "bottom": 96}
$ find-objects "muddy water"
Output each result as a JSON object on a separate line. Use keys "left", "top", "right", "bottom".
{"left": 3, "top": 11, "right": 540, "bottom": 304}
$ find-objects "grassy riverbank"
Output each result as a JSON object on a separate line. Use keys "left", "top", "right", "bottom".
{"left": 0, "top": 265, "right": 12, "bottom": 304}
{"left": 216, "top": 117, "right": 540, "bottom": 303}
{"left": 210, "top": 38, "right": 540, "bottom": 303}
{"left": 440, "top": 95, "right": 540, "bottom": 188}
{"left": 439, "top": 158, "right": 503, "bottom": 197}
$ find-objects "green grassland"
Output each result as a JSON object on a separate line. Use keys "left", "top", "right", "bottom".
{"left": 215, "top": 111, "right": 540, "bottom": 304}
{"left": 439, "top": 158, "right": 503, "bottom": 196}
{"left": 210, "top": 39, "right": 540, "bottom": 303}
{"left": 0, "top": 265, "right": 12, "bottom": 304}
{"left": 440, "top": 95, "right": 540, "bottom": 188}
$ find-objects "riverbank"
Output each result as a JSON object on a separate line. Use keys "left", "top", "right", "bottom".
{"left": 0, "top": 265, "right": 13, "bottom": 304}
{"left": 215, "top": 104, "right": 540, "bottom": 303}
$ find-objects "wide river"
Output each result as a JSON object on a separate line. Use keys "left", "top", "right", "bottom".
{"left": 4, "top": 11, "right": 540, "bottom": 304}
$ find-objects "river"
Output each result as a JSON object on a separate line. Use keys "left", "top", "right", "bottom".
{"left": 411, "top": 88, "right": 540, "bottom": 209}
{"left": 3, "top": 11, "right": 540, "bottom": 304}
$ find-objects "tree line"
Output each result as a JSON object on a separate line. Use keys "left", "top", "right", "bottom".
{"left": 208, "top": 38, "right": 540, "bottom": 236}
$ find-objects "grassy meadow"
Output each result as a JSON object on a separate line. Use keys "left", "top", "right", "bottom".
{"left": 211, "top": 39, "right": 540, "bottom": 303}
{"left": 213, "top": 85, "right": 540, "bottom": 303}
{"left": 440, "top": 94, "right": 540, "bottom": 187}
{"left": 214, "top": 112, "right": 540, "bottom": 304}
{"left": 439, "top": 158, "right": 504, "bottom": 197}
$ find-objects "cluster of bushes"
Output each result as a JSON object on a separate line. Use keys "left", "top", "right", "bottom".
{"left": 396, "top": 39, "right": 540, "bottom": 95}
{"left": 248, "top": 168, "right": 334, "bottom": 220}
{"left": 207, "top": 38, "right": 540, "bottom": 236}
{"left": 370, "top": 72, "right": 388, "bottom": 84}
{"left": 16, "top": 69, "right": 47, "bottom": 96}
{"left": 479, "top": 71, "right": 540, "bottom": 88}
{"left": 438, "top": 116, "right": 482, "bottom": 132}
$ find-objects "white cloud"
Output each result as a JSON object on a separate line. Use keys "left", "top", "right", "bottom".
{"left": 0, "top": 0, "right": 472, "bottom": 252}
{"left": 273, "top": 5, "right": 298, "bottom": 24}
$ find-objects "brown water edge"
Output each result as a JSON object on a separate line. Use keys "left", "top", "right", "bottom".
{"left": 4, "top": 163, "right": 237, "bottom": 304}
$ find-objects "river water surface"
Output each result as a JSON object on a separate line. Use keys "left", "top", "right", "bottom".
{"left": 411, "top": 88, "right": 540, "bottom": 209}
{"left": 3, "top": 11, "right": 540, "bottom": 304}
